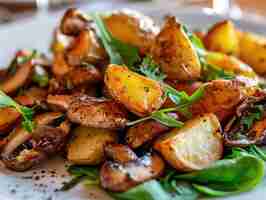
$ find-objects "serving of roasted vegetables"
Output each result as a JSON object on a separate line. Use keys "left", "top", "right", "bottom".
{"left": 2, "top": 8, "right": 266, "bottom": 200}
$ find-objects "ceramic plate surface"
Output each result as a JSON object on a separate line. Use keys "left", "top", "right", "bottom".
{"left": 0, "top": 2, "right": 266, "bottom": 200}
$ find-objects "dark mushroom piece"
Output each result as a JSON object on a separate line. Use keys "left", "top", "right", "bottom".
{"left": 67, "top": 95, "right": 128, "bottom": 129}
{"left": 1, "top": 112, "right": 70, "bottom": 171}
{"left": 60, "top": 8, "right": 89, "bottom": 36}
{"left": 100, "top": 144, "right": 165, "bottom": 192}
{"left": 0, "top": 62, "right": 33, "bottom": 94}
{"left": 224, "top": 93, "right": 266, "bottom": 147}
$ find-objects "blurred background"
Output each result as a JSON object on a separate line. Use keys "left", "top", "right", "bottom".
{"left": 0, "top": 0, "right": 265, "bottom": 24}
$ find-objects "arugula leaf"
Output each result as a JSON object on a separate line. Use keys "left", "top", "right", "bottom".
{"left": 62, "top": 165, "right": 100, "bottom": 191}
{"left": 32, "top": 65, "right": 49, "bottom": 87}
{"left": 91, "top": 13, "right": 140, "bottom": 67}
{"left": 151, "top": 110, "right": 184, "bottom": 128}
{"left": 174, "top": 154, "right": 265, "bottom": 197}
{"left": 139, "top": 56, "right": 166, "bottom": 82}
{"left": 8, "top": 50, "right": 38, "bottom": 75}
{"left": 0, "top": 90, "right": 34, "bottom": 132}
{"left": 240, "top": 105, "right": 264, "bottom": 130}
{"left": 111, "top": 180, "right": 198, "bottom": 200}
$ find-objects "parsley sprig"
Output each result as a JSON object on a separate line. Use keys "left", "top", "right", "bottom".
{"left": 0, "top": 90, "right": 34, "bottom": 132}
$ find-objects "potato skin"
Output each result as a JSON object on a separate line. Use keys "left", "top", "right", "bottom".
{"left": 67, "top": 126, "right": 117, "bottom": 165}
{"left": 0, "top": 108, "right": 20, "bottom": 132}
{"left": 204, "top": 20, "right": 239, "bottom": 55}
{"left": 154, "top": 113, "right": 223, "bottom": 171}
{"left": 151, "top": 17, "right": 201, "bottom": 81}
{"left": 105, "top": 64, "right": 164, "bottom": 116}
{"left": 191, "top": 80, "right": 242, "bottom": 122}
{"left": 104, "top": 11, "right": 158, "bottom": 54}
{"left": 239, "top": 32, "right": 266, "bottom": 75}
{"left": 126, "top": 120, "right": 170, "bottom": 149}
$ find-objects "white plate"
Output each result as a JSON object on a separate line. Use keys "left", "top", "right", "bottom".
{"left": 0, "top": 3, "right": 266, "bottom": 200}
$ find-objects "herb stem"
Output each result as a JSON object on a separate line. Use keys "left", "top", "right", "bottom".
{"left": 126, "top": 116, "right": 152, "bottom": 126}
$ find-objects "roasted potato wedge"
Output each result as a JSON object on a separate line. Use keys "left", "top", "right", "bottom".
{"left": 67, "top": 95, "right": 128, "bottom": 129}
{"left": 105, "top": 64, "right": 164, "bottom": 116}
{"left": 151, "top": 17, "right": 201, "bottom": 81}
{"left": 126, "top": 120, "right": 171, "bottom": 149}
{"left": 154, "top": 113, "right": 223, "bottom": 171}
{"left": 205, "top": 52, "right": 259, "bottom": 86}
{"left": 0, "top": 108, "right": 20, "bottom": 132}
{"left": 191, "top": 80, "right": 242, "bottom": 122}
{"left": 239, "top": 32, "right": 266, "bottom": 75}
{"left": 67, "top": 126, "right": 117, "bottom": 165}
{"left": 204, "top": 20, "right": 239, "bottom": 55}
{"left": 66, "top": 29, "right": 106, "bottom": 66}
{"left": 105, "top": 144, "right": 137, "bottom": 164}
{"left": 104, "top": 11, "right": 158, "bottom": 54}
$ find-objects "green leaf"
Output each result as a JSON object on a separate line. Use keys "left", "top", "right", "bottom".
{"left": 91, "top": 13, "right": 140, "bottom": 67}
{"left": 240, "top": 105, "right": 264, "bottom": 130}
{"left": 139, "top": 56, "right": 166, "bottom": 82}
{"left": 62, "top": 165, "right": 100, "bottom": 191}
{"left": 151, "top": 110, "right": 184, "bottom": 128}
{"left": 175, "top": 155, "right": 265, "bottom": 196}
{"left": 0, "top": 90, "right": 34, "bottom": 132}
{"left": 111, "top": 180, "right": 198, "bottom": 200}
{"left": 32, "top": 65, "right": 49, "bottom": 87}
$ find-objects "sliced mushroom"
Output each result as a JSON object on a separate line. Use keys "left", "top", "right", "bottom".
{"left": 1, "top": 62, "right": 33, "bottom": 94}
{"left": 224, "top": 94, "right": 266, "bottom": 147}
{"left": 67, "top": 95, "right": 128, "bottom": 129}
{"left": 47, "top": 94, "right": 74, "bottom": 110}
{"left": 100, "top": 146, "right": 165, "bottom": 192}
{"left": 60, "top": 8, "right": 88, "bottom": 36}
{"left": 1, "top": 112, "right": 70, "bottom": 171}
{"left": 126, "top": 119, "right": 172, "bottom": 149}
{"left": 105, "top": 144, "right": 138, "bottom": 164}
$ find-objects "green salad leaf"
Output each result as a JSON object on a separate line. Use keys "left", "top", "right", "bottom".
{"left": 174, "top": 154, "right": 265, "bottom": 197}
{"left": 111, "top": 180, "right": 198, "bottom": 200}
{"left": 0, "top": 90, "right": 34, "bottom": 132}
{"left": 91, "top": 13, "right": 140, "bottom": 67}
{"left": 61, "top": 165, "right": 100, "bottom": 191}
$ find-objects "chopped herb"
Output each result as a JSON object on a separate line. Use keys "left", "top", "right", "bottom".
{"left": 0, "top": 90, "right": 34, "bottom": 132}
{"left": 240, "top": 105, "right": 264, "bottom": 130}
{"left": 139, "top": 56, "right": 166, "bottom": 82}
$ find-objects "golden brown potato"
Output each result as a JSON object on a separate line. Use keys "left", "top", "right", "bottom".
{"left": 239, "top": 32, "right": 266, "bottom": 75}
{"left": 154, "top": 113, "right": 223, "bottom": 171}
{"left": 0, "top": 108, "right": 20, "bottom": 132}
{"left": 104, "top": 64, "right": 164, "bottom": 116}
{"left": 204, "top": 20, "right": 239, "bottom": 55}
{"left": 205, "top": 51, "right": 259, "bottom": 86}
{"left": 67, "top": 95, "right": 128, "bottom": 129}
{"left": 191, "top": 80, "right": 242, "bottom": 122}
{"left": 104, "top": 11, "right": 158, "bottom": 54}
{"left": 67, "top": 126, "right": 117, "bottom": 165}
{"left": 151, "top": 17, "right": 201, "bottom": 81}
{"left": 66, "top": 29, "right": 106, "bottom": 66}
{"left": 126, "top": 120, "right": 171, "bottom": 149}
